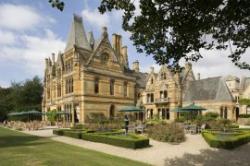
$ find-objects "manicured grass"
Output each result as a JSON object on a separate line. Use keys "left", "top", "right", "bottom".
{"left": 0, "top": 127, "right": 150, "bottom": 166}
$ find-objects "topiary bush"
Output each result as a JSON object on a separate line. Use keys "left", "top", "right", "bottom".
{"left": 147, "top": 122, "right": 185, "bottom": 143}
{"left": 202, "top": 129, "right": 250, "bottom": 149}
{"left": 81, "top": 133, "right": 149, "bottom": 149}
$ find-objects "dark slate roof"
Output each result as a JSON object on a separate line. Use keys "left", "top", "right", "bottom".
{"left": 184, "top": 76, "right": 234, "bottom": 102}
{"left": 65, "top": 14, "right": 91, "bottom": 51}
{"left": 240, "top": 77, "right": 250, "bottom": 91}
{"left": 126, "top": 70, "right": 148, "bottom": 88}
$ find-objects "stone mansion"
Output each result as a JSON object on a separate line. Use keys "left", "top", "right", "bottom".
{"left": 42, "top": 15, "right": 250, "bottom": 123}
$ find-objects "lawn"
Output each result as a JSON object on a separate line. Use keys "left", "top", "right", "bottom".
{"left": 0, "top": 127, "right": 150, "bottom": 166}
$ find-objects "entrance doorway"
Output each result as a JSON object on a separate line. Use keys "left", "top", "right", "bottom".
{"left": 109, "top": 105, "right": 115, "bottom": 119}
{"left": 235, "top": 107, "right": 239, "bottom": 121}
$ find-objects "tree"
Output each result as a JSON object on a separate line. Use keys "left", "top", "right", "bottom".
{"left": 98, "top": 0, "right": 250, "bottom": 71}
{"left": 0, "top": 76, "right": 43, "bottom": 121}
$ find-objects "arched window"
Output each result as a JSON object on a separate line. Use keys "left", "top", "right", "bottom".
{"left": 110, "top": 79, "right": 115, "bottom": 95}
{"left": 94, "top": 77, "right": 99, "bottom": 94}
{"left": 224, "top": 107, "right": 228, "bottom": 119}
{"left": 151, "top": 78, "right": 154, "bottom": 84}
{"left": 124, "top": 81, "right": 128, "bottom": 97}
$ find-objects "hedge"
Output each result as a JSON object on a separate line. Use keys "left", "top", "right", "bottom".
{"left": 53, "top": 129, "right": 149, "bottom": 149}
{"left": 81, "top": 133, "right": 149, "bottom": 149}
{"left": 239, "top": 114, "right": 250, "bottom": 118}
{"left": 202, "top": 130, "right": 250, "bottom": 149}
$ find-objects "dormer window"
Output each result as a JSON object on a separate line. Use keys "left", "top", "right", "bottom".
{"left": 101, "top": 53, "right": 109, "bottom": 63}
{"left": 161, "top": 73, "right": 166, "bottom": 80}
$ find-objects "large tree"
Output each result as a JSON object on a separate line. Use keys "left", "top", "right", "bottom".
{"left": 98, "top": 0, "right": 250, "bottom": 71}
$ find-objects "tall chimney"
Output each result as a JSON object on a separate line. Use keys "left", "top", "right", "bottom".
{"left": 121, "top": 46, "right": 128, "bottom": 68}
{"left": 45, "top": 58, "right": 49, "bottom": 67}
{"left": 197, "top": 73, "right": 200, "bottom": 80}
{"left": 132, "top": 60, "right": 140, "bottom": 72}
{"left": 52, "top": 53, "right": 55, "bottom": 63}
{"left": 185, "top": 62, "right": 192, "bottom": 70}
{"left": 150, "top": 66, "right": 154, "bottom": 73}
{"left": 112, "top": 34, "right": 122, "bottom": 54}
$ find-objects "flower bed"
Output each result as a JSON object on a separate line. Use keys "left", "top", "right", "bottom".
{"left": 202, "top": 129, "right": 250, "bottom": 149}
{"left": 53, "top": 129, "right": 149, "bottom": 149}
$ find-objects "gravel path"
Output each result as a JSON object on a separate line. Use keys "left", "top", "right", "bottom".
{"left": 22, "top": 129, "right": 214, "bottom": 166}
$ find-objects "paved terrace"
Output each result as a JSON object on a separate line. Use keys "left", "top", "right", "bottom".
{"left": 22, "top": 129, "right": 250, "bottom": 166}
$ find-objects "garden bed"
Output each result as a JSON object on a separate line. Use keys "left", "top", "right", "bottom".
{"left": 53, "top": 129, "right": 149, "bottom": 149}
{"left": 202, "top": 129, "right": 250, "bottom": 149}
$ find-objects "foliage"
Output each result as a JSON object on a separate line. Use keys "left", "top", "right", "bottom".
{"left": 85, "top": 112, "right": 123, "bottom": 131}
{"left": 99, "top": 0, "right": 250, "bottom": 70}
{"left": 202, "top": 129, "right": 250, "bottom": 149}
{"left": 195, "top": 112, "right": 219, "bottom": 126}
{"left": 48, "top": 0, "right": 64, "bottom": 11}
{"left": 147, "top": 122, "right": 185, "bottom": 143}
{"left": 0, "top": 76, "right": 43, "bottom": 122}
{"left": 71, "top": 124, "right": 85, "bottom": 129}
{"left": 205, "top": 119, "right": 233, "bottom": 130}
{"left": 0, "top": 127, "right": 148, "bottom": 166}
{"left": 239, "top": 98, "right": 250, "bottom": 105}
{"left": 239, "top": 114, "right": 250, "bottom": 118}
{"left": 47, "top": 110, "right": 58, "bottom": 124}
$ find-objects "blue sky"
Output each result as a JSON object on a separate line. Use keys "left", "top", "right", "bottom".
{"left": 0, "top": 0, "right": 249, "bottom": 87}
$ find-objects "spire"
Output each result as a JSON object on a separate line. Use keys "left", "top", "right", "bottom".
{"left": 65, "top": 14, "right": 91, "bottom": 51}
{"left": 87, "top": 31, "right": 95, "bottom": 49}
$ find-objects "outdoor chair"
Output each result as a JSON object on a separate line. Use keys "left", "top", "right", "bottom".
{"left": 135, "top": 124, "right": 145, "bottom": 134}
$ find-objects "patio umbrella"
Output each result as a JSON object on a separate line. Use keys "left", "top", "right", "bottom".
{"left": 119, "top": 106, "right": 144, "bottom": 113}
{"left": 181, "top": 103, "right": 207, "bottom": 111}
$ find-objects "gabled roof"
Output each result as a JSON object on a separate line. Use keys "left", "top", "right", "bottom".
{"left": 184, "top": 76, "right": 234, "bottom": 102}
{"left": 65, "top": 14, "right": 91, "bottom": 51}
{"left": 240, "top": 77, "right": 250, "bottom": 91}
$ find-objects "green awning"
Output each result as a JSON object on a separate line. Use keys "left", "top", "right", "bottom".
{"left": 181, "top": 103, "right": 207, "bottom": 111}
{"left": 8, "top": 110, "right": 42, "bottom": 116}
{"left": 171, "top": 107, "right": 186, "bottom": 112}
{"left": 119, "top": 106, "right": 144, "bottom": 112}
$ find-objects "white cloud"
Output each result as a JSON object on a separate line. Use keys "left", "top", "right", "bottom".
{"left": 0, "top": 30, "right": 65, "bottom": 76}
{"left": 0, "top": 30, "right": 16, "bottom": 45}
{"left": 0, "top": 4, "right": 42, "bottom": 30}
{"left": 81, "top": 9, "right": 110, "bottom": 28}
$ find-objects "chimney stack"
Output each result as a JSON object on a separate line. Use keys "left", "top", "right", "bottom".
{"left": 185, "top": 62, "right": 192, "bottom": 70}
{"left": 52, "top": 53, "right": 55, "bottom": 63}
{"left": 121, "top": 46, "right": 128, "bottom": 68}
{"left": 112, "top": 34, "right": 122, "bottom": 54}
{"left": 150, "top": 66, "right": 154, "bottom": 73}
{"left": 197, "top": 73, "right": 200, "bottom": 80}
{"left": 132, "top": 60, "right": 140, "bottom": 72}
{"left": 45, "top": 58, "right": 49, "bottom": 67}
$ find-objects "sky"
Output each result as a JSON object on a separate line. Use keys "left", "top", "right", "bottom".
{"left": 0, "top": 0, "right": 249, "bottom": 87}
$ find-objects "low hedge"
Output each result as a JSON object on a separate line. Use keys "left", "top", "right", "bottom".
{"left": 202, "top": 130, "right": 250, "bottom": 149}
{"left": 81, "top": 133, "right": 149, "bottom": 149}
{"left": 53, "top": 129, "right": 149, "bottom": 149}
{"left": 239, "top": 114, "right": 250, "bottom": 118}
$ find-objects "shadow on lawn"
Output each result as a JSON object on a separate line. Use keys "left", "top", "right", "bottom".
{"left": 0, "top": 135, "right": 47, "bottom": 148}
{"left": 165, "top": 143, "right": 250, "bottom": 166}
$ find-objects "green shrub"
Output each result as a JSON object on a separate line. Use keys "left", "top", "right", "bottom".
{"left": 239, "top": 114, "right": 250, "bottom": 118}
{"left": 202, "top": 129, "right": 250, "bottom": 149}
{"left": 53, "top": 129, "right": 64, "bottom": 136}
{"left": 81, "top": 133, "right": 149, "bottom": 149}
{"left": 71, "top": 124, "right": 85, "bottom": 129}
{"left": 147, "top": 122, "right": 185, "bottom": 143}
{"left": 63, "top": 131, "right": 82, "bottom": 139}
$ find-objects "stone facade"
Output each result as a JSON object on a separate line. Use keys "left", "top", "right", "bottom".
{"left": 43, "top": 15, "right": 249, "bottom": 123}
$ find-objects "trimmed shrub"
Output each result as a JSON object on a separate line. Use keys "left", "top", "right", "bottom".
{"left": 239, "top": 114, "right": 250, "bottom": 118}
{"left": 71, "top": 124, "right": 85, "bottom": 130}
{"left": 63, "top": 131, "right": 82, "bottom": 139}
{"left": 81, "top": 133, "right": 149, "bottom": 149}
{"left": 202, "top": 129, "right": 250, "bottom": 149}
{"left": 147, "top": 122, "right": 185, "bottom": 143}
